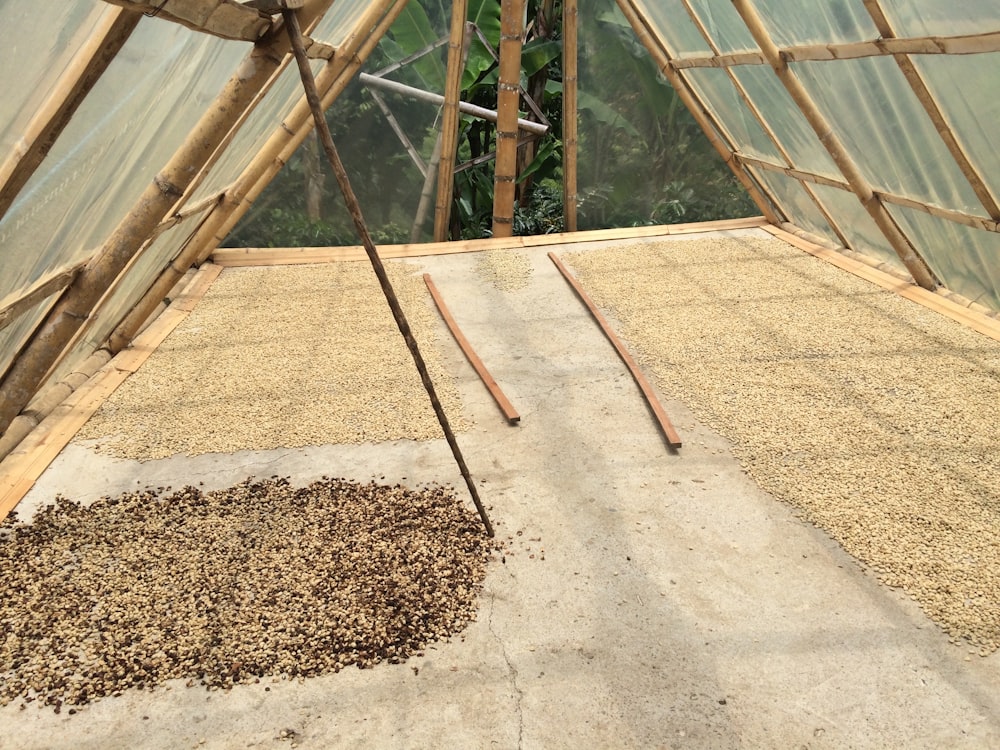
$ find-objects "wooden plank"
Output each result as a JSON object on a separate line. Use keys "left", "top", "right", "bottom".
{"left": 423, "top": 274, "right": 520, "bottom": 425}
{"left": 211, "top": 216, "right": 770, "bottom": 266}
{"left": 0, "top": 258, "right": 90, "bottom": 332}
{"left": 102, "top": 0, "right": 271, "bottom": 42}
{"left": 0, "top": 263, "right": 224, "bottom": 522}
{"left": 762, "top": 224, "right": 1000, "bottom": 342}
{"left": 548, "top": 251, "right": 682, "bottom": 450}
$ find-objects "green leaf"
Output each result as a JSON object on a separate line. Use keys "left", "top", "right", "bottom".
{"left": 385, "top": 3, "right": 447, "bottom": 90}
{"left": 518, "top": 139, "right": 559, "bottom": 183}
{"left": 521, "top": 39, "right": 561, "bottom": 76}
{"left": 578, "top": 91, "right": 641, "bottom": 138}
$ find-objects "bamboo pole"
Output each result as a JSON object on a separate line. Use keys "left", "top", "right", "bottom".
{"left": 0, "top": 0, "right": 338, "bottom": 436}
{"left": 106, "top": 0, "right": 408, "bottom": 355}
{"left": 730, "top": 0, "right": 937, "bottom": 291}
{"left": 433, "top": 10, "right": 472, "bottom": 242}
{"left": 410, "top": 132, "right": 443, "bottom": 242}
{"left": 679, "top": 0, "right": 851, "bottom": 249}
{"left": 367, "top": 88, "right": 428, "bottom": 176}
{"left": 617, "top": 0, "right": 780, "bottom": 224}
{"left": 282, "top": 7, "right": 494, "bottom": 537}
{"left": 668, "top": 30, "right": 1000, "bottom": 69}
{"left": 359, "top": 73, "right": 548, "bottom": 135}
{"left": 0, "top": 8, "right": 141, "bottom": 223}
{"left": 562, "top": 0, "right": 579, "bottom": 231}
{"left": 491, "top": 0, "right": 526, "bottom": 238}
{"left": 862, "top": 0, "right": 1000, "bottom": 221}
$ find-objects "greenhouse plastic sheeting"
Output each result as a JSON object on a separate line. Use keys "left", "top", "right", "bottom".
{"left": 751, "top": 0, "right": 879, "bottom": 47}
{"left": 0, "top": 16, "right": 245, "bottom": 303}
{"left": 879, "top": 0, "right": 1000, "bottom": 37}
{"left": 630, "top": 0, "right": 711, "bottom": 58}
{"left": 792, "top": 57, "right": 982, "bottom": 214}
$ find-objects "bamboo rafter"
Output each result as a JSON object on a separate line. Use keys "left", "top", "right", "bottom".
{"left": 679, "top": 0, "right": 851, "bottom": 250}
{"left": 0, "top": 8, "right": 141, "bottom": 224}
{"left": 433, "top": 11, "right": 472, "bottom": 242}
{"left": 730, "top": 0, "right": 937, "bottom": 290}
{"left": 562, "top": 0, "right": 578, "bottom": 232}
{"left": 862, "top": 0, "right": 1000, "bottom": 222}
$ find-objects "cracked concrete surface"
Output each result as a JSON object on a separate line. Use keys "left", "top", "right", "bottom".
{"left": 3, "top": 229, "right": 999, "bottom": 749}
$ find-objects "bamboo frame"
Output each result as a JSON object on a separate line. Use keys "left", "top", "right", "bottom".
{"left": 102, "top": 0, "right": 272, "bottom": 42}
{"left": 423, "top": 273, "right": 520, "bottom": 424}
{"left": 106, "top": 0, "right": 408, "bottom": 354}
{"left": 0, "top": 0, "right": 338, "bottom": 435}
{"left": 549, "top": 252, "right": 682, "bottom": 450}
{"left": 491, "top": 0, "right": 526, "bottom": 238}
{"left": 616, "top": 0, "right": 780, "bottom": 225}
{"left": 736, "top": 152, "right": 1000, "bottom": 234}
{"left": 0, "top": 264, "right": 223, "bottom": 520}
{"left": 669, "top": 29, "right": 1000, "bottom": 70}
{"left": 862, "top": 1, "right": 1000, "bottom": 222}
{"left": 0, "top": 8, "right": 141, "bottom": 223}
{"left": 433, "top": 10, "right": 472, "bottom": 242}
{"left": 562, "top": 0, "right": 579, "bottom": 232}
{"left": 730, "top": 0, "right": 937, "bottom": 291}
{"left": 679, "top": 0, "right": 851, "bottom": 250}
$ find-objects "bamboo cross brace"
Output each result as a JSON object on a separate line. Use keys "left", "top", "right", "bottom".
{"left": 282, "top": 8, "right": 494, "bottom": 537}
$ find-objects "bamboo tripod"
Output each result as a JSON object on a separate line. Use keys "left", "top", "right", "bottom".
{"left": 282, "top": 8, "right": 494, "bottom": 538}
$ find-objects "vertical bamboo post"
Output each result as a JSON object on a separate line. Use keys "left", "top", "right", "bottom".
{"left": 615, "top": 0, "right": 779, "bottom": 224}
{"left": 107, "top": 0, "right": 407, "bottom": 354}
{"left": 0, "top": 7, "right": 142, "bottom": 222}
{"left": 0, "top": 0, "right": 337, "bottom": 435}
{"left": 283, "top": 8, "right": 494, "bottom": 537}
{"left": 730, "top": 0, "right": 937, "bottom": 290}
{"left": 433, "top": 9, "right": 472, "bottom": 242}
{"left": 491, "top": 0, "right": 526, "bottom": 238}
{"left": 562, "top": 0, "right": 579, "bottom": 231}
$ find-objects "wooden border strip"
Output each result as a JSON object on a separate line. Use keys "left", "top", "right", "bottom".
{"left": 763, "top": 224, "right": 1000, "bottom": 342}
{"left": 0, "top": 263, "right": 223, "bottom": 522}
{"left": 210, "top": 216, "right": 769, "bottom": 266}
{"left": 547, "top": 252, "right": 682, "bottom": 450}
{"left": 423, "top": 274, "right": 520, "bottom": 425}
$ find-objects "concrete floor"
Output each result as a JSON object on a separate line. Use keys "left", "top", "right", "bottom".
{"left": 4, "top": 229, "right": 999, "bottom": 748}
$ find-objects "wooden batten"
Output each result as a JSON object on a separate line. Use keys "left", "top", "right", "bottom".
{"left": 0, "top": 8, "right": 141, "bottom": 224}
{"left": 491, "top": 0, "right": 526, "bottom": 239}
{"left": 562, "top": 0, "right": 579, "bottom": 232}
{"left": 433, "top": 9, "right": 472, "bottom": 242}
{"left": 210, "top": 216, "right": 770, "bottom": 266}
{"left": 616, "top": 0, "right": 780, "bottom": 225}
{"left": 107, "top": 0, "right": 406, "bottom": 354}
{"left": 731, "top": 0, "right": 937, "bottom": 291}
{"left": 0, "top": 0, "right": 339, "bottom": 436}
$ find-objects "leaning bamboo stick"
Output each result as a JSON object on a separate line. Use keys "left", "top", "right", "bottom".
{"left": 0, "top": 0, "right": 337, "bottom": 436}
{"left": 731, "top": 0, "right": 937, "bottom": 291}
{"left": 0, "top": 8, "right": 141, "bottom": 223}
{"left": 433, "top": 9, "right": 472, "bottom": 242}
{"left": 562, "top": 0, "right": 579, "bottom": 232}
{"left": 423, "top": 273, "right": 520, "bottom": 424}
{"left": 617, "top": 0, "right": 780, "bottom": 225}
{"left": 107, "top": 0, "right": 408, "bottom": 354}
{"left": 283, "top": 7, "right": 494, "bottom": 537}
{"left": 862, "top": 0, "right": 1000, "bottom": 221}
{"left": 548, "top": 251, "right": 682, "bottom": 449}
{"left": 491, "top": 0, "right": 526, "bottom": 238}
